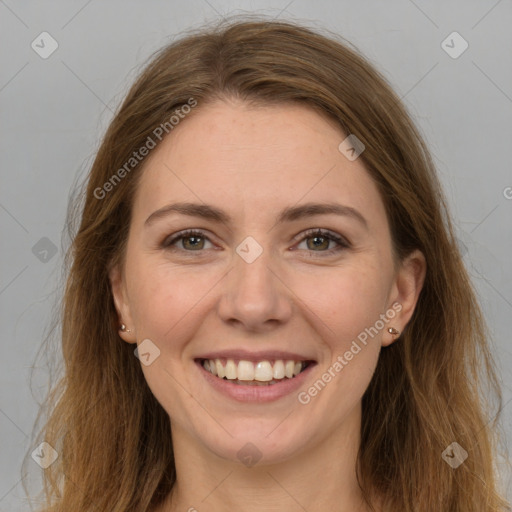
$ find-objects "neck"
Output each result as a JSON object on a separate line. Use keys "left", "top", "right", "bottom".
{"left": 159, "top": 402, "right": 377, "bottom": 512}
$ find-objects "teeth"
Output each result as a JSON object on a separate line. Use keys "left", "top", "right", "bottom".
{"left": 238, "top": 360, "right": 255, "bottom": 381}
{"left": 202, "top": 358, "right": 308, "bottom": 382}
{"left": 273, "top": 360, "right": 285, "bottom": 379}
{"left": 254, "top": 361, "right": 273, "bottom": 381}
{"left": 215, "top": 360, "right": 225, "bottom": 379}
{"left": 225, "top": 359, "right": 237, "bottom": 379}
{"left": 285, "top": 360, "right": 295, "bottom": 378}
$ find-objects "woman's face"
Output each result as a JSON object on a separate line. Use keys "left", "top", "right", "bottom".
{"left": 110, "top": 98, "right": 424, "bottom": 465}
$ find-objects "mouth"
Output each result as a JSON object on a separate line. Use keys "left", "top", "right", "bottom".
{"left": 195, "top": 357, "right": 316, "bottom": 386}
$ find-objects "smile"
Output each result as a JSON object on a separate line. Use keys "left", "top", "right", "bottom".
{"left": 194, "top": 355, "right": 317, "bottom": 402}
{"left": 200, "top": 358, "right": 313, "bottom": 386}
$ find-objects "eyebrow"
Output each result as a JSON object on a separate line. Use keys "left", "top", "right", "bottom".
{"left": 144, "top": 201, "right": 368, "bottom": 229}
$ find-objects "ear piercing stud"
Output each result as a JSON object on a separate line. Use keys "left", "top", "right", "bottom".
{"left": 120, "top": 324, "right": 132, "bottom": 333}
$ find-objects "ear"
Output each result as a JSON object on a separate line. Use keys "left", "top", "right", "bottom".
{"left": 383, "top": 249, "right": 426, "bottom": 347}
{"left": 109, "top": 263, "right": 137, "bottom": 344}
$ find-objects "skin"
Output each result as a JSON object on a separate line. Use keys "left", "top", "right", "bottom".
{"left": 110, "top": 98, "right": 426, "bottom": 512}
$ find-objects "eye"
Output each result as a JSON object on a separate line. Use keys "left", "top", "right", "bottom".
{"left": 161, "top": 228, "right": 350, "bottom": 257}
{"left": 293, "top": 228, "right": 350, "bottom": 257}
{"left": 162, "top": 229, "right": 214, "bottom": 252}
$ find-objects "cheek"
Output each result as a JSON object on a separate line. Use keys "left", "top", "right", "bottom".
{"left": 126, "top": 255, "right": 198, "bottom": 327}
{"left": 290, "top": 261, "right": 388, "bottom": 404}
{"left": 291, "top": 260, "right": 390, "bottom": 343}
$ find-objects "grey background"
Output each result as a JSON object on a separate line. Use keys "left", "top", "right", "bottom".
{"left": 1, "top": 0, "right": 511, "bottom": 509}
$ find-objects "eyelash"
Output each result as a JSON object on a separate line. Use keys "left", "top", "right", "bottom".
{"left": 161, "top": 228, "right": 350, "bottom": 257}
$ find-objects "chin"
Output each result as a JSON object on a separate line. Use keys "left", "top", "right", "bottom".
{"left": 196, "top": 416, "right": 314, "bottom": 466}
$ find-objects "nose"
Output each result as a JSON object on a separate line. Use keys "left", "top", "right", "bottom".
{"left": 216, "top": 244, "right": 293, "bottom": 332}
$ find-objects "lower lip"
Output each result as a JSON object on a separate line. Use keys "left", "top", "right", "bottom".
{"left": 195, "top": 360, "right": 317, "bottom": 403}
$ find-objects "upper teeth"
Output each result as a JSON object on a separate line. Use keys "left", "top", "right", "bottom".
{"left": 203, "top": 359, "right": 306, "bottom": 381}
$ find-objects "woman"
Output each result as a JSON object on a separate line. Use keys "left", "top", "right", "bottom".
{"left": 27, "top": 17, "right": 510, "bottom": 512}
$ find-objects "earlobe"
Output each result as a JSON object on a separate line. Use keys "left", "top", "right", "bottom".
{"left": 108, "top": 264, "right": 137, "bottom": 344}
{"left": 383, "top": 249, "right": 426, "bottom": 347}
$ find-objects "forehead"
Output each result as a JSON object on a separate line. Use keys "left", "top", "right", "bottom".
{"left": 131, "top": 99, "right": 386, "bottom": 228}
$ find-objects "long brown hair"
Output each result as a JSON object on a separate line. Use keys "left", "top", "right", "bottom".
{"left": 24, "top": 16, "right": 510, "bottom": 512}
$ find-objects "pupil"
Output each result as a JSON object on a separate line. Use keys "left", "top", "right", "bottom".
{"left": 309, "top": 235, "right": 327, "bottom": 250}
{"left": 186, "top": 236, "right": 202, "bottom": 249}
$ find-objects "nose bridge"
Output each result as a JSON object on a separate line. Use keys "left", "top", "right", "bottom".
{"left": 235, "top": 237, "right": 274, "bottom": 291}
{"left": 218, "top": 235, "right": 291, "bottom": 329}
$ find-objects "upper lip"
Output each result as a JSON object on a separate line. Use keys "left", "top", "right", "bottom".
{"left": 195, "top": 349, "right": 316, "bottom": 363}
